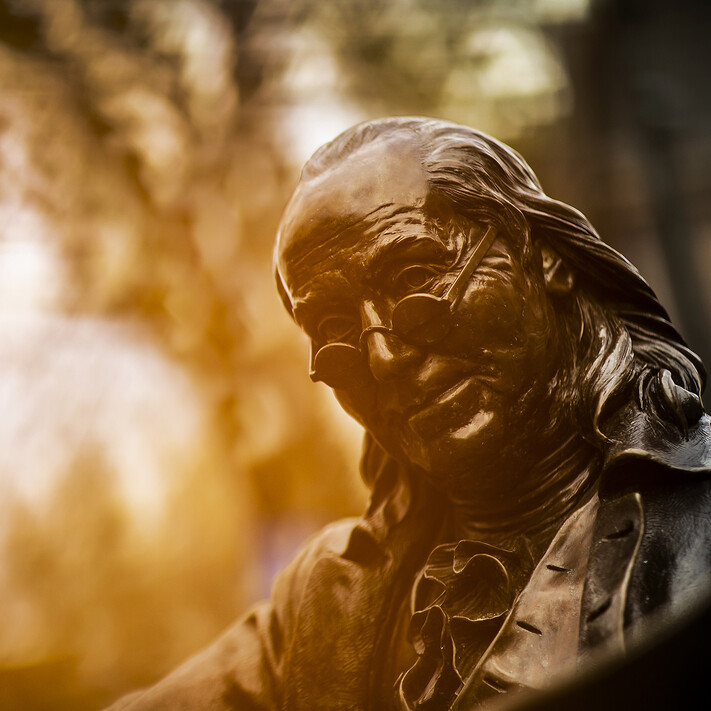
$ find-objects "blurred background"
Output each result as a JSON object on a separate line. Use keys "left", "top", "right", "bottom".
{"left": 0, "top": 0, "right": 709, "bottom": 708}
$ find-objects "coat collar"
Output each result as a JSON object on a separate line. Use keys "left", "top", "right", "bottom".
{"left": 601, "top": 371, "right": 711, "bottom": 496}
{"left": 580, "top": 373, "right": 711, "bottom": 661}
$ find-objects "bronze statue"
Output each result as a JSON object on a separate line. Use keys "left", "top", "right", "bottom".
{"left": 108, "top": 118, "right": 711, "bottom": 710}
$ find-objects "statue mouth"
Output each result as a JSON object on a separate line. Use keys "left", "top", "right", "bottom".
{"left": 406, "top": 375, "right": 494, "bottom": 437}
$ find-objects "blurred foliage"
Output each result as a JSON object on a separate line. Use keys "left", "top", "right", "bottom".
{"left": 267, "top": 0, "right": 583, "bottom": 163}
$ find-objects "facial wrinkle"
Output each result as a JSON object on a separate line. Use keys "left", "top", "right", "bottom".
{"left": 365, "top": 234, "right": 449, "bottom": 280}
{"left": 281, "top": 202, "right": 403, "bottom": 273}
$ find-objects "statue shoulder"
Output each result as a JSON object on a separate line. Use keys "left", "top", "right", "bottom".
{"left": 271, "top": 517, "right": 364, "bottom": 606}
{"left": 102, "top": 518, "right": 366, "bottom": 711}
{"left": 602, "top": 370, "right": 711, "bottom": 493}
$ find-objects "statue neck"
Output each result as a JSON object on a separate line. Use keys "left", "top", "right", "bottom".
{"left": 447, "top": 431, "right": 601, "bottom": 552}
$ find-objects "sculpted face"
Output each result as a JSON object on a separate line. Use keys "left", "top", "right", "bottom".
{"left": 276, "top": 136, "right": 568, "bottom": 499}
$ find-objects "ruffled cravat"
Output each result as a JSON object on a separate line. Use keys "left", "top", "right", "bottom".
{"left": 396, "top": 538, "right": 535, "bottom": 710}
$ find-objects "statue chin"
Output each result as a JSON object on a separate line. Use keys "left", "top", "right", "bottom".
{"left": 390, "top": 407, "right": 509, "bottom": 494}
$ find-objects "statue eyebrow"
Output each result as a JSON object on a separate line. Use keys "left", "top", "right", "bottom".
{"left": 291, "top": 274, "right": 352, "bottom": 326}
{"left": 364, "top": 234, "right": 449, "bottom": 277}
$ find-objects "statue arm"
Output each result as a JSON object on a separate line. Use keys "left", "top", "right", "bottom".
{"left": 105, "top": 599, "right": 282, "bottom": 710}
{"left": 104, "top": 519, "right": 358, "bottom": 710}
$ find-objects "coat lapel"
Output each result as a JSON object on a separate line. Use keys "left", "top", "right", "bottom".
{"left": 578, "top": 492, "right": 644, "bottom": 657}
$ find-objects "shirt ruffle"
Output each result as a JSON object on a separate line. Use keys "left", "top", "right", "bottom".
{"left": 397, "top": 539, "right": 533, "bottom": 709}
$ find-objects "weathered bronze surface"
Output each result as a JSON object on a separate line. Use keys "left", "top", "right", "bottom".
{"left": 108, "top": 118, "right": 711, "bottom": 710}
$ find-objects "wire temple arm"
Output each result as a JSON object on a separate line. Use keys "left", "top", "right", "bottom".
{"left": 443, "top": 225, "right": 497, "bottom": 306}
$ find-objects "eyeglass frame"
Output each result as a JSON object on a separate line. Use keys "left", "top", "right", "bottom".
{"left": 308, "top": 223, "right": 498, "bottom": 387}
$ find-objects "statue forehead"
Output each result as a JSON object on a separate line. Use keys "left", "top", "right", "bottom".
{"left": 277, "top": 134, "right": 430, "bottom": 273}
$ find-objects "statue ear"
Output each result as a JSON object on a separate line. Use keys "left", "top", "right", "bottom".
{"left": 539, "top": 243, "right": 574, "bottom": 295}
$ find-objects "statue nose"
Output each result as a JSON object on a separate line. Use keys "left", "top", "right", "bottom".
{"left": 364, "top": 331, "right": 421, "bottom": 382}
{"left": 360, "top": 301, "right": 422, "bottom": 382}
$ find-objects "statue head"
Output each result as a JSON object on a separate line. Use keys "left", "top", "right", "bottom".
{"left": 275, "top": 117, "right": 704, "bottom": 501}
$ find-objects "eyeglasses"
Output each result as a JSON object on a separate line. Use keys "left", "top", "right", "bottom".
{"left": 310, "top": 224, "right": 497, "bottom": 389}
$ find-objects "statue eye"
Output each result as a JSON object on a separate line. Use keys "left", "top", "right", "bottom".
{"left": 393, "top": 265, "right": 438, "bottom": 294}
{"left": 318, "top": 315, "right": 358, "bottom": 343}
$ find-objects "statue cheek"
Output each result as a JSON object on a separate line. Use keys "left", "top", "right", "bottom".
{"left": 449, "top": 286, "right": 528, "bottom": 353}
